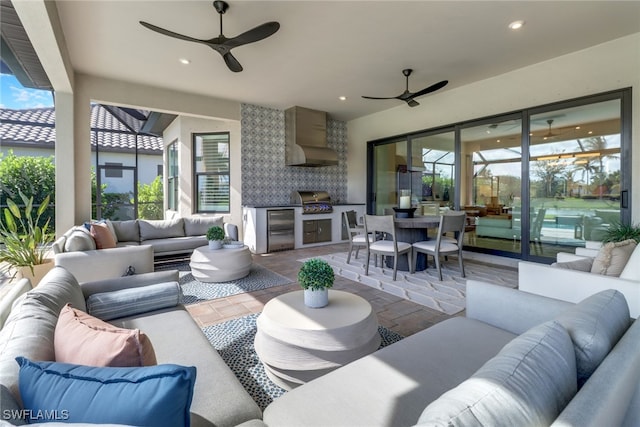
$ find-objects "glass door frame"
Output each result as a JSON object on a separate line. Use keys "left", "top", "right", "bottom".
{"left": 366, "top": 88, "right": 632, "bottom": 262}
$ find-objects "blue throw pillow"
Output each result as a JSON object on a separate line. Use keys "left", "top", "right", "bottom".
{"left": 16, "top": 357, "right": 196, "bottom": 426}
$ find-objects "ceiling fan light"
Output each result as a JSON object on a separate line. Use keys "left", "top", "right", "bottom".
{"left": 509, "top": 20, "right": 525, "bottom": 30}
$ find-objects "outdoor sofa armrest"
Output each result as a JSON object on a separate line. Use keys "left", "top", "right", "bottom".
{"left": 54, "top": 245, "right": 154, "bottom": 284}
{"left": 465, "top": 280, "right": 573, "bottom": 335}
{"left": 225, "top": 223, "right": 239, "bottom": 241}
{"left": 81, "top": 270, "right": 180, "bottom": 299}
{"left": 518, "top": 261, "right": 640, "bottom": 318}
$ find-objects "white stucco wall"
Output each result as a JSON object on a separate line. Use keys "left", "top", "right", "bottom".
{"left": 71, "top": 74, "right": 242, "bottom": 228}
{"left": 163, "top": 115, "right": 241, "bottom": 228}
{"left": 347, "top": 33, "right": 640, "bottom": 222}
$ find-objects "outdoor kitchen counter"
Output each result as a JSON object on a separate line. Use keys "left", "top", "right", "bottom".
{"left": 242, "top": 205, "right": 366, "bottom": 254}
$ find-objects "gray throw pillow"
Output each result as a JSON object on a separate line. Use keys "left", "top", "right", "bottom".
{"left": 86, "top": 281, "right": 183, "bottom": 321}
{"left": 112, "top": 220, "right": 140, "bottom": 242}
{"left": 139, "top": 218, "right": 185, "bottom": 241}
{"left": 551, "top": 258, "right": 594, "bottom": 272}
{"left": 415, "top": 321, "right": 577, "bottom": 427}
{"left": 183, "top": 216, "right": 224, "bottom": 236}
{"left": 63, "top": 227, "right": 96, "bottom": 252}
{"left": 555, "top": 289, "right": 631, "bottom": 387}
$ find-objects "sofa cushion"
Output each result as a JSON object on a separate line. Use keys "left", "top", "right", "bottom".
{"left": 86, "top": 281, "right": 183, "bottom": 321}
{"left": 0, "top": 267, "right": 85, "bottom": 402}
{"left": 90, "top": 223, "right": 117, "bottom": 249}
{"left": 551, "top": 257, "right": 594, "bottom": 272}
{"left": 619, "top": 244, "right": 640, "bottom": 281}
{"left": 591, "top": 239, "right": 637, "bottom": 276}
{"left": 111, "top": 220, "right": 140, "bottom": 242}
{"left": 555, "top": 289, "right": 631, "bottom": 387}
{"left": 184, "top": 216, "right": 225, "bottom": 236}
{"left": 63, "top": 226, "right": 96, "bottom": 252}
{"left": 54, "top": 304, "right": 157, "bottom": 367}
{"left": 139, "top": 218, "right": 185, "bottom": 241}
{"left": 17, "top": 357, "right": 196, "bottom": 426}
{"left": 415, "top": 321, "right": 577, "bottom": 427}
{"left": 145, "top": 236, "right": 208, "bottom": 255}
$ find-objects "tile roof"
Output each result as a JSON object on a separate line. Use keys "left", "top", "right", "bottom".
{"left": 0, "top": 105, "right": 163, "bottom": 153}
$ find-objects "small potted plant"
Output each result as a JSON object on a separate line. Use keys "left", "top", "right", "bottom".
{"left": 298, "top": 258, "right": 335, "bottom": 308}
{"left": 0, "top": 191, "right": 54, "bottom": 285}
{"left": 206, "top": 225, "right": 225, "bottom": 250}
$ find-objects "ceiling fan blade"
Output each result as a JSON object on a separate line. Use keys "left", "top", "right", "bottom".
{"left": 361, "top": 95, "right": 398, "bottom": 100}
{"left": 411, "top": 80, "right": 449, "bottom": 98}
{"left": 140, "top": 21, "right": 205, "bottom": 44}
{"left": 406, "top": 99, "right": 420, "bottom": 108}
{"left": 225, "top": 22, "right": 280, "bottom": 49}
{"left": 222, "top": 52, "right": 243, "bottom": 72}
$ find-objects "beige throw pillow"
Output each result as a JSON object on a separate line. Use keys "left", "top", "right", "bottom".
{"left": 590, "top": 239, "right": 637, "bottom": 276}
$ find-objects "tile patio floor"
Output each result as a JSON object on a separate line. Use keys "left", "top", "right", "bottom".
{"left": 186, "top": 242, "right": 518, "bottom": 337}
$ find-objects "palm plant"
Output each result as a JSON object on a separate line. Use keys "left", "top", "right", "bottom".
{"left": 601, "top": 222, "right": 640, "bottom": 244}
{"left": 0, "top": 191, "right": 53, "bottom": 278}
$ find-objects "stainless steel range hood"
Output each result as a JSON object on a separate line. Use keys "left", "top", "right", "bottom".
{"left": 285, "top": 106, "right": 339, "bottom": 167}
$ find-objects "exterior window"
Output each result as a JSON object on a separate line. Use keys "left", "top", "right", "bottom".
{"left": 157, "top": 164, "right": 163, "bottom": 176}
{"left": 167, "top": 141, "right": 179, "bottom": 211}
{"left": 104, "top": 162, "right": 123, "bottom": 178}
{"left": 193, "top": 133, "right": 230, "bottom": 213}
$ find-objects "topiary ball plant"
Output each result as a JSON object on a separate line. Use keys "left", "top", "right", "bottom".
{"left": 206, "top": 226, "right": 225, "bottom": 241}
{"left": 298, "top": 258, "right": 335, "bottom": 291}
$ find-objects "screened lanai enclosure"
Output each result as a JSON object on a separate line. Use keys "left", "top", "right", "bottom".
{"left": 368, "top": 89, "right": 631, "bottom": 262}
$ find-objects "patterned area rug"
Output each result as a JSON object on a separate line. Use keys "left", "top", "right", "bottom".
{"left": 303, "top": 252, "right": 518, "bottom": 315}
{"left": 156, "top": 262, "right": 292, "bottom": 305}
{"left": 202, "top": 313, "right": 404, "bottom": 410}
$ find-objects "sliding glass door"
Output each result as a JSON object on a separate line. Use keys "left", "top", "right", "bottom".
{"left": 528, "top": 99, "right": 622, "bottom": 258}
{"left": 367, "top": 88, "right": 631, "bottom": 262}
{"left": 460, "top": 116, "right": 522, "bottom": 254}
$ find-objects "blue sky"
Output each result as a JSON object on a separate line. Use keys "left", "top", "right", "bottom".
{"left": 0, "top": 73, "right": 54, "bottom": 109}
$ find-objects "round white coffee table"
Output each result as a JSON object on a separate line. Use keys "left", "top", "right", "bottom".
{"left": 254, "top": 290, "right": 380, "bottom": 390}
{"left": 189, "top": 245, "right": 252, "bottom": 282}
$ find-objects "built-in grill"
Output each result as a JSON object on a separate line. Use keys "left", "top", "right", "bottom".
{"left": 291, "top": 191, "right": 333, "bottom": 214}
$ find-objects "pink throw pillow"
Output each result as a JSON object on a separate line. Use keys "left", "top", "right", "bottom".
{"left": 90, "top": 223, "right": 117, "bottom": 249}
{"left": 54, "top": 304, "right": 157, "bottom": 367}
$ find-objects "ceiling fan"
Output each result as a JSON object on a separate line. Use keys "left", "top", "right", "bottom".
{"left": 543, "top": 119, "right": 560, "bottom": 138}
{"left": 140, "top": 1, "right": 280, "bottom": 72}
{"left": 362, "top": 69, "right": 448, "bottom": 107}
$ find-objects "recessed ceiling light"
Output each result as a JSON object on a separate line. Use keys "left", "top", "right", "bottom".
{"left": 179, "top": 58, "right": 191, "bottom": 65}
{"left": 338, "top": 96, "right": 347, "bottom": 101}
{"left": 508, "top": 20, "right": 525, "bottom": 30}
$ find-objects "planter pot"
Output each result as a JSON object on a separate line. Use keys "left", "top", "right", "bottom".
{"left": 304, "top": 288, "right": 329, "bottom": 308}
{"left": 208, "top": 240, "right": 223, "bottom": 250}
{"left": 16, "top": 259, "right": 54, "bottom": 287}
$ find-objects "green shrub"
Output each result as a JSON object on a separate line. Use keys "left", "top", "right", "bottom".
{"left": 298, "top": 258, "right": 335, "bottom": 291}
{"left": 206, "top": 226, "right": 225, "bottom": 241}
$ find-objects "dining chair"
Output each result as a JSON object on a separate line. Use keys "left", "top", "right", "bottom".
{"left": 343, "top": 210, "right": 374, "bottom": 263}
{"left": 411, "top": 211, "right": 466, "bottom": 281}
{"left": 364, "top": 214, "right": 412, "bottom": 281}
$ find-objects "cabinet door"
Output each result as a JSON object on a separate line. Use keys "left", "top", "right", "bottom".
{"left": 317, "top": 219, "right": 332, "bottom": 243}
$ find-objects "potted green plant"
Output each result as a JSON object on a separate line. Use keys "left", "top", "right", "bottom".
{"left": 0, "top": 191, "right": 54, "bottom": 284}
{"left": 298, "top": 258, "right": 335, "bottom": 308}
{"left": 601, "top": 222, "right": 640, "bottom": 244}
{"left": 206, "top": 225, "right": 225, "bottom": 250}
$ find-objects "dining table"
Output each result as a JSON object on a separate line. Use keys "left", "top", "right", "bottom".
{"left": 387, "top": 215, "right": 441, "bottom": 272}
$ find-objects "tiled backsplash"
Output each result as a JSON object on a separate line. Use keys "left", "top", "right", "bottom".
{"left": 241, "top": 103, "right": 347, "bottom": 206}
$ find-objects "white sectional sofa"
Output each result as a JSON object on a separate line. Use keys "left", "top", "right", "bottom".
{"left": 519, "top": 240, "right": 640, "bottom": 317}
{"left": 53, "top": 216, "right": 238, "bottom": 260}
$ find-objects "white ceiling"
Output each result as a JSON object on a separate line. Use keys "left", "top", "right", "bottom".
{"left": 53, "top": 1, "right": 640, "bottom": 121}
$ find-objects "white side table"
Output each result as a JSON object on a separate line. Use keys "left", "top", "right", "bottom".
{"left": 189, "top": 245, "right": 252, "bottom": 282}
{"left": 255, "top": 290, "right": 380, "bottom": 390}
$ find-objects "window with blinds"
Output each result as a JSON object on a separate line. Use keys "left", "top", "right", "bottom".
{"left": 193, "top": 133, "right": 230, "bottom": 213}
{"left": 167, "top": 140, "right": 179, "bottom": 211}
